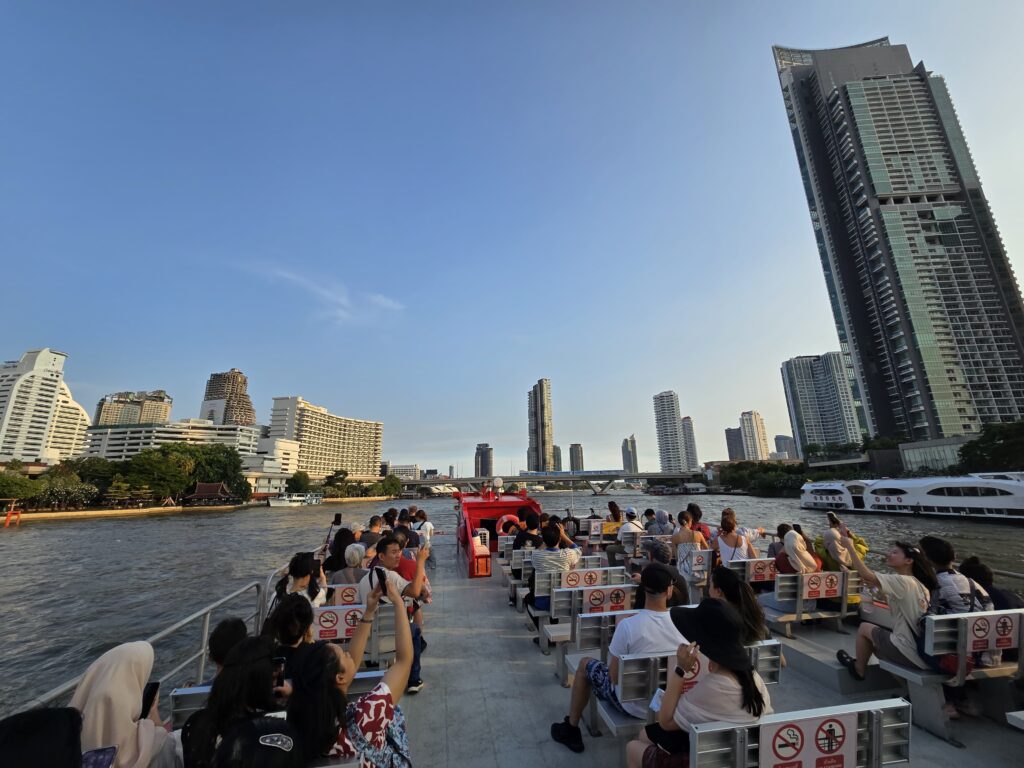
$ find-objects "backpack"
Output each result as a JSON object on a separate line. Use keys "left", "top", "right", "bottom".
{"left": 914, "top": 577, "right": 981, "bottom": 676}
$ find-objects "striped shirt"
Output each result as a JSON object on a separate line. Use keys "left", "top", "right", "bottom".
{"left": 531, "top": 546, "right": 581, "bottom": 574}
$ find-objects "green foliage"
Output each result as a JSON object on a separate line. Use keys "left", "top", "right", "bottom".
{"left": 958, "top": 422, "right": 1024, "bottom": 472}
{"left": 381, "top": 475, "right": 402, "bottom": 497}
{"left": 322, "top": 469, "right": 349, "bottom": 487}
{"left": 365, "top": 482, "right": 385, "bottom": 497}
{"left": 4, "top": 459, "right": 25, "bottom": 474}
{"left": 36, "top": 472, "right": 98, "bottom": 508}
{"left": 61, "top": 457, "right": 121, "bottom": 497}
{"left": 125, "top": 449, "right": 193, "bottom": 500}
{"left": 0, "top": 472, "right": 39, "bottom": 500}
{"left": 286, "top": 471, "right": 311, "bottom": 493}
{"left": 104, "top": 477, "right": 133, "bottom": 505}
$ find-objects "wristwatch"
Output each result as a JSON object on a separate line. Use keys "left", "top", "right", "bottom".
{"left": 674, "top": 665, "right": 687, "bottom": 678}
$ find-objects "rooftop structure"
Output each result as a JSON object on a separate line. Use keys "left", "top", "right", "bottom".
{"left": 200, "top": 368, "right": 257, "bottom": 426}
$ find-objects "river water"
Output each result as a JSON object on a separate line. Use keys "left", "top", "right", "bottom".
{"left": 1, "top": 491, "right": 1022, "bottom": 715}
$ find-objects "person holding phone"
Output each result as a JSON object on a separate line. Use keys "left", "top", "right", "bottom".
{"left": 70, "top": 641, "right": 181, "bottom": 768}
{"left": 287, "top": 577, "right": 414, "bottom": 765}
{"left": 355, "top": 534, "right": 430, "bottom": 693}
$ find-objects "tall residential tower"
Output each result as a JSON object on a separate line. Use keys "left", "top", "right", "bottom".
{"left": 474, "top": 443, "right": 493, "bottom": 477}
{"left": 739, "top": 411, "right": 771, "bottom": 461}
{"left": 774, "top": 39, "right": 1024, "bottom": 441}
{"left": 782, "top": 352, "right": 863, "bottom": 458}
{"left": 621, "top": 434, "right": 638, "bottom": 474}
{"left": 569, "top": 443, "right": 584, "bottom": 472}
{"left": 527, "top": 378, "right": 555, "bottom": 472}
{"left": 680, "top": 416, "right": 699, "bottom": 471}
{"left": 653, "top": 391, "right": 684, "bottom": 472}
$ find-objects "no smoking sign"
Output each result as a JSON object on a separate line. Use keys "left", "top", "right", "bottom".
{"left": 760, "top": 711, "right": 856, "bottom": 768}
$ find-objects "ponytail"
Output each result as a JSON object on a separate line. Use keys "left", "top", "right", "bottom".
{"left": 711, "top": 566, "right": 769, "bottom": 643}
{"left": 730, "top": 668, "right": 766, "bottom": 718}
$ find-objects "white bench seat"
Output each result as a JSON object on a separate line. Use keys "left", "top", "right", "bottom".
{"left": 1007, "top": 710, "right": 1024, "bottom": 731}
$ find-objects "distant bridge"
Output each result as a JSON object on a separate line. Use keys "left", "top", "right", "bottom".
{"left": 399, "top": 471, "right": 703, "bottom": 495}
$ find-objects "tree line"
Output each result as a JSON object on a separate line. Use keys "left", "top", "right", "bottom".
{"left": 285, "top": 468, "right": 403, "bottom": 499}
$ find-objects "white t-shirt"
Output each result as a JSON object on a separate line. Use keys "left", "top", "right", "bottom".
{"left": 287, "top": 579, "right": 327, "bottom": 608}
{"left": 617, "top": 520, "right": 645, "bottom": 542}
{"left": 356, "top": 567, "right": 411, "bottom": 605}
{"left": 717, "top": 535, "right": 750, "bottom": 565}
{"left": 413, "top": 520, "right": 434, "bottom": 543}
{"left": 608, "top": 610, "right": 685, "bottom": 718}
{"left": 875, "top": 573, "right": 930, "bottom": 668}
{"left": 674, "top": 669, "right": 772, "bottom": 729}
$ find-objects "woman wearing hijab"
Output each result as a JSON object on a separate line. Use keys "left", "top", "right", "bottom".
{"left": 626, "top": 600, "right": 772, "bottom": 768}
{"left": 650, "top": 510, "right": 675, "bottom": 535}
{"left": 779, "top": 529, "right": 821, "bottom": 574}
{"left": 70, "top": 641, "right": 181, "bottom": 768}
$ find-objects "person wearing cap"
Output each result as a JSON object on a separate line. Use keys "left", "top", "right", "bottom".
{"left": 834, "top": 525, "right": 938, "bottom": 681}
{"left": 605, "top": 507, "right": 646, "bottom": 568}
{"left": 551, "top": 564, "right": 685, "bottom": 754}
{"left": 626, "top": 600, "right": 772, "bottom": 767}
{"left": 630, "top": 541, "right": 691, "bottom": 609}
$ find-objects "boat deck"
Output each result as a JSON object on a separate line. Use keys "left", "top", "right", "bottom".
{"left": 400, "top": 538, "right": 1023, "bottom": 766}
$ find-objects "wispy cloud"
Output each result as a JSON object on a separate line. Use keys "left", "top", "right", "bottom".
{"left": 251, "top": 264, "right": 403, "bottom": 324}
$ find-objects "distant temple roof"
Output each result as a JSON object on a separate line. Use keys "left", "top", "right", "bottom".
{"left": 184, "top": 481, "right": 233, "bottom": 500}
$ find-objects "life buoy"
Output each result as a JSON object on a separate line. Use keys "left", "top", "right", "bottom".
{"left": 495, "top": 514, "right": 522, "bottom": 536}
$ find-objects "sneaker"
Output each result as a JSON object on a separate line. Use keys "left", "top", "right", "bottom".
{"left": 406, "top": 679, "right": 425, "bottom": 694}
{"left": 550, "top": 717, "right": 584, "bottom": 753}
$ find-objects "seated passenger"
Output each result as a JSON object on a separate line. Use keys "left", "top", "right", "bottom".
{"left": 70, "top": 641, "right": 181, "bottom": 768}
{"left": 960, "top": 556, "right": 1022, "bottom": 663}
{"left": 835, "top": 528, "right": 937, "bottom": 680}
{"left": 631, "top": 540, "right": 690, "bottom": 608}
{"left": 287, "top": 578, "right": 413, "bottom": 765}
{"left": 274, "top": 553, "right": 327, "bottom": 609}
{"left": 208, "top": 618, "right": 248, "bottom": 680}
{"left": 261, "top": 594, "right": 314, "bottom": 680}
{"left": 606, "top": 508, "right": 645, "bottom": 567}
{"left": 919, "top": 536, "right": 993, "bottom": 613}
{"left": 605, "top": 501, "right": 623, "bottom": 523}
{"left": 650, "top": 509, "right": 675, "bottom": 535}
{"left": 0, "top": 707, "right": 83, "bottom": 768}
{"left": 182, "top": 637, "right": 278, "bottom": 768}
{"left": 708, "top": 566, "right": 770, "bottom": 643}
{"left": 331, "top": 543, "right": 368, "bottom": 585}
{"left": 626, "top": 599, "right": 772, "bottom": 767}
{"left": 551, "top": 565, "right": 684, "bottom": 753}
{"left": 672, "top": 509, "right": 710, "bottom": 603}
{"left": 210, "top": 716, "right": 304, "bottom": 768}
{"left": 765, "top": 524, "right": 791, "bottom": 559}
{"left": 687, "top": 503, "right": 713, "bottom": 543}
{"left": 359, "top": 516, "right": 384, "bottom": 549}
{"left": 712, "top": 510, "right": 758, "bottom": 565}
{"left": 510, "top": 511, "right": 544, "bottom": 583}
{"left": 322, "top": 528, "right": 355, "bottom": 579}
{"left": 643, "top": 508, "right": 657, "bottom": 532}
{"left": 776, "top": 529, "right": 821, "bottom": 574}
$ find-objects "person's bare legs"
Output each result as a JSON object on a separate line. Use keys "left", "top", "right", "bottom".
{"left": 626, "top": 729, "right": 652, "bottom": 768}
{"left": 568, "top": 657, "right": 595, "bottom": 727}
{"left": 855, "top": 622, "right": 875, "bottom": 677}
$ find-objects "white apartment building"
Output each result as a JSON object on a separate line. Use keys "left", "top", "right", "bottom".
{"left": 0, "top": 349, "right": 91, "bottom": 464}
{"left": 242, "top": 437, "right": 301, "bottom": 495}
{"left": 388, "top": 464, "right": 422, "bottom": 480}
{"left": 680, "top": 416, "right": 700, "bottom": 471}
{"left": 739, "top": 410, "right": 771, "bottom": 461}
{"left": 269, "top": 396, "right": 383, "bottom": 481}
{"left": 653, "top": 391, "right": 685, "bottom": 472}
{"left": 85, "top": 418, "right": 260, "bottom": 461}
{"left": 781, "top": 353, "right": 862, "bottom": 459}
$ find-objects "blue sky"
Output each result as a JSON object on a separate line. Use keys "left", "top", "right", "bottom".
{"left": 3, "top": 1, "right": 1023, "bottom": 472}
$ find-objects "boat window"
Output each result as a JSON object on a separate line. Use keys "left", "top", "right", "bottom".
{"left": 927, "top": 487, "right": 952, "bottom": 496}
{"left": 960, "top": 487, "right": 980, "bottom": 496}
{"left": 871, "top": 487, "right": 907, "bottom": 496}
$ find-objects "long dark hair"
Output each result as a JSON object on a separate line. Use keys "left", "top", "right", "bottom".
{"left": 607, "top": 501, "right": 622, "bottom": 522}
{"left": 331, "top": 528, "right": 355, "bottom": 559}
{"left": 261, "top": 593, "right": 313, "bottom": 646}
{"left": 895, "top": 541, "right": 939, "bottom": 591}
{"left": 275, "top": 553, "right": 320, "bottom": 602}
{"left": 711, "top": 566, "right": 769, "bottom": 643}
{"left": 183, "top": 636, "right": 276, "bottom": 768}
{"left": 286, "top": 642, "right": 348, "bottom": 761}
{"left": 729, "top": 668, "right": 766, "bottom": 718}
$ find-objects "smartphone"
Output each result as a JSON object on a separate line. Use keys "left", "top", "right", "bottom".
{"left": 332, "top": 513, "right": 342, "bottom": 526}
{"left": 140, "top": 681, "right": 159, "bottom": 719}
{"left": 272, "top": 656, "right": 286, "bottom": 688}
{"left": 81, "top": 747, "right": 118, "bottom": 768}
{"left": 374, "top": 567, "right": 388, "bottom": 601}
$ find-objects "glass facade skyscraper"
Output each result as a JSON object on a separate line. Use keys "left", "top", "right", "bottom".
{"left": 774, "top": 38, "right": 1024, "bottom": 441}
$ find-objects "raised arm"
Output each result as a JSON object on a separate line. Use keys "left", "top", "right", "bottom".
{"left": 402, "top": 546, "right": 430, "bottom": 599}
{"left": 839, "top": 525, "right": 879, "bottom": 589}
{"left": 346, "top": 584, "right": 382, "bottom": 674}
{"left": 382, "top": 579, "right": 413, "bottom": 705}
{"left": 658, "top": 642, "right": 699, "bottom": 731}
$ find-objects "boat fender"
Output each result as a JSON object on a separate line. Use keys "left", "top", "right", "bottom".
{"left": 495, "top": 514, "right": 521, "bottom": 536}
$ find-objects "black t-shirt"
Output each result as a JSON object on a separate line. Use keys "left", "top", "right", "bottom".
{"left": 512, "top": 530, "right": 544, "bottom": 550}
{"left": 394, "top": 524, "right": 420, "bottom": 548}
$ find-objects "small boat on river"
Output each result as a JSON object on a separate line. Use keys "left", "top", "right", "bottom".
{"left": 801, "top": 474, "right": 1024, "bottom": 524}
{"left": 267, "top": 492, "right": 324, "bottom": 507}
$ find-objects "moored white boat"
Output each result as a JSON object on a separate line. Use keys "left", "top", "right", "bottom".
{"left": 801, "top": 475, "right": 1024, "bottom": 524}
{"left": 267, "top": 492, "right": 324, "bottom": 507}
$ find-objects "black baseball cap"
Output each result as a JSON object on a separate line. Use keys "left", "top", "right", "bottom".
{"left": 670, "top": 599, "right": 751, "bottom": 672}
{"left": 639, "top": 562, "right": 674, "bottom": 594}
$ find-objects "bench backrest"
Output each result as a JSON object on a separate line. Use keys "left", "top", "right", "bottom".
{"left": 573, "top": 609, "right": 638, "bottom": 661}
{"left": 726, "top": 558, "right": 777, "bottom": 583}
{"left": 768, "top": 571, "right": 862, "bottom": 623}
{"left": 313, "top": 605, "right": 367, "bottom": 641}
{"left": 498, "top": 535, "right": 514, "bottom": 560}
{"left": 170, "top": 684, "right": 211, "bottom": 729}
{"left": 923, "top": 608, "right": 1024, "bottom": 685}
{"left": 580, "top": 554, "right": 602, "bottom": 569}
{"left": 328, "top": 584, "right": 362, "bottom": 605}
{"left": 631, "top": 534, "right": 673, "bottom": 558}
{"left": 688, "top": 697, "right": 911, "bottom": 767}
{"left": 551, "top": 578, "right": 633, "bottom": 619}
{"left": 558, "top": 565, "right": 628, "bottom": 589}
{"left": 676, "top": 547, "right": 713, "bottom": 580}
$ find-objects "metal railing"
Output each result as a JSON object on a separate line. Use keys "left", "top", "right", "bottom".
{"left": 19, "top": 580, "right": 264, "bottom": 713}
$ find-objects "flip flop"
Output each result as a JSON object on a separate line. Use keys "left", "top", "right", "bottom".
{"left": 836, "top": 650, "right": 864, "bottom": 681}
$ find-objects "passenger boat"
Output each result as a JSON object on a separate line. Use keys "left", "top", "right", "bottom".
{"left": 801, "top": 475, "right": 1024, "bottom": 524}
{"left": 453, "top": 479, "right": 541, "bottom": 554}
{"left": 267, "top": 492, "right": 325, "bottom": 507}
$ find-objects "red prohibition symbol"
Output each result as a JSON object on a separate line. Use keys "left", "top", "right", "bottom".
{"left": 972, "top": 617, "right": 990, "bottom": 638}
{"left": 566, "top": 572, "right": 580, "bottom": 587}
{"left": 754, "top": 562, "right": 767, "bottom": 574}
{"left": 808, "top": 574, "right": 822, "bottom": 591}
{"left": 771, "top": 724, "right": 804, "bottom": 760}
{"left": 341, "top": 588, "right": 357, "bottom": 603}
{"left": 589, "top": 589, "right": 605, "bottom": 606}
{"left": 319, "top": 611, "right": 339, "bottom": 629}
{"left": 344, "top": 610, "right": 362, "bottom": 628}
{"left": 815, "top": 718, "right": 845, "bottom": 754}
{"left": 584, "top": 571, "right": 598, "bottom": 585}
{"left": 610, "top": 589, "right": 625, "bottom": 604}
{"left": 825, "top": 574, "right": 839, "bottom": 590}
{"left": 996, "top": 616, "right": 1013, "bottom": 637}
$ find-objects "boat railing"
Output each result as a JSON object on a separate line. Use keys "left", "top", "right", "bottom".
{"left": 19, "top": 579, "right": 265, "bottom": 714}
{"left": 865, "top": 552, "right": 1024, "bottom": 588}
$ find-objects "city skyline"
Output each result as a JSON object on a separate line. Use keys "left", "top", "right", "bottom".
{"left": 5, "top": 3, "right": 1024, "bottom": 471}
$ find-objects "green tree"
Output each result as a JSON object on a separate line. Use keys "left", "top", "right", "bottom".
{"left": 125, "top": 449, "right": 193, "bottom": 500}
{"left": 3, "top": 459, "right": 26, "bottom": 474}
{"left": 323, "top": 469, "right": 349, "bottom": 487}
{"left": 62, "top": 457, "right": 120, "bottom": 497}
{"left": 958, "top": 422, "right": 1024, "bottom": 472}
{"left": 104, "top": 476, "right": 133, "bottom": 506}
{"left": 286, "top": 471, "right": 311, "bottom": 493}
{"left": 381, "top": 475, "right": 402, "bottom": 497}
{"left": 0, "top": 473, "right": 39, "bottom": 501}
{"left": 37, "top": 474, "right": 98, "bottom": 509}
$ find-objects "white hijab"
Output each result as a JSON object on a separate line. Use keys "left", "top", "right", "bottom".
{"left": 70, "top": 641, "right": 168, "bottom": 768}
{"left": 784, "top": 530, "right": 819, "bottom": 573}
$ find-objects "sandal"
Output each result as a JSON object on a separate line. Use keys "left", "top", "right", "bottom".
{"left": 836, "top": 650, "right": 864, "bottom": 681}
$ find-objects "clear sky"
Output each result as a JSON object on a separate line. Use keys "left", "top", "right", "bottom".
{"left": 3, "top": 1, "right": 1023, "bottom": 473}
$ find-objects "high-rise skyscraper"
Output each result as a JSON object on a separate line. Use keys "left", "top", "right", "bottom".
{"left": 95, "top": 390, "right": 173, "bottom": 425}
{"left": 775, "top": 435, "right": 798, "bottom": 460}
{"left": 0, "top": 349, "right": 90, "bottom": 463}
{"left": 269, "top": 396, "right": 383, "bottom": 480}
{"left": 200, "top": 368, "right": 257, "bottom": 426}
{"left": 739, "top": 411, "right": 770, "bottom": 461}
{"left": 782, "top": 353, "right": 863, "bottom": 459}
{"left": 448, "top": 464, "right": 455, "bottom": 478}
{"left": 474, "top": 443, "right": 493, "bottom": 477}
{"left": 724, "top": 427, "right": 745, "bottom": 461}
{"left": 653, "top": 391, "right": 684, "bottom": 472}
{"left": 527, "top": 378, "right": 555, "bottom": 471}
{"left": 552, "top": 444, "right": 562, "bottom": 472}
{"left": 569, "top": 443, "right": 584, "bottom": 472}
{"left": 774, "top": 39, "right": 1024, "bottom": 441}
{"left": 621, "top": 434, "right": 638, "bottom": 473}
{"left": 680, "top": 416, "right": 699, "bottom": 471}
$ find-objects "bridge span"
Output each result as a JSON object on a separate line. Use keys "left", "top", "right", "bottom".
{"left": 398, "top": 471, "right": 702, "bottom": 495}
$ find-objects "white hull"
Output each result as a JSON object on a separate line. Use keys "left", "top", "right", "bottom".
{"left": 801, "top": 475, "right": 1024, "bottom": 525}
{"left": 268, "top": 493, "right": 324, "bottom": 508}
